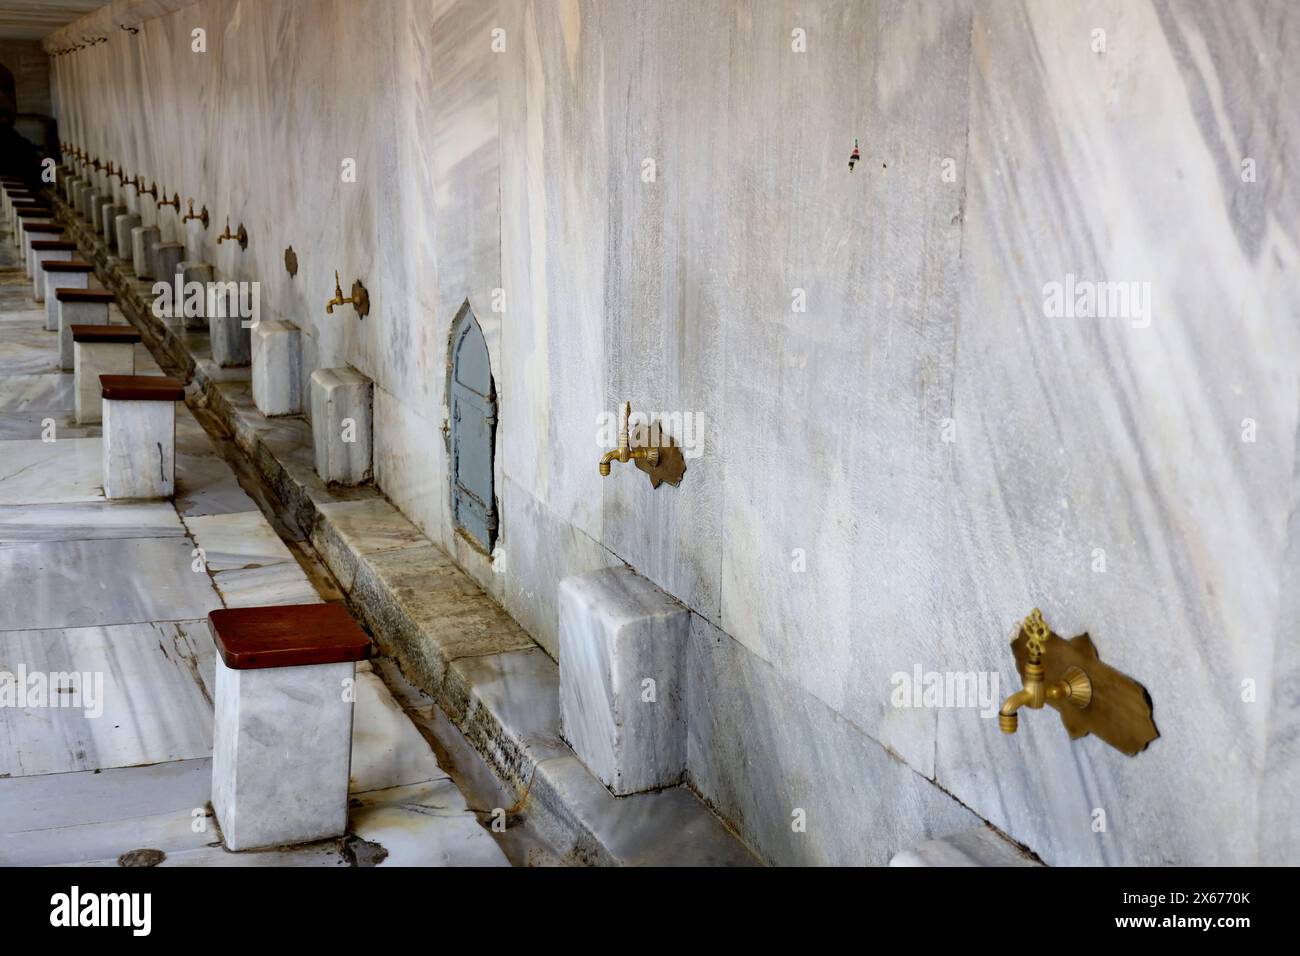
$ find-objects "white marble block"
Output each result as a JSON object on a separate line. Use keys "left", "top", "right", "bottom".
{"left": 77, "top": 185, "right": 95, "bottom": 219}
{"left": 57, "top": 293, "right": 113, "bottom": 370}
{"left": 310, "top": 367, "right": 373, "bottom": 485}
{"left": 208, "top": 604, "right": 370, "bottom": 852}
{"left": 102, "top": 203, "right": 127, "bottom": 240}
{"left": 30, "top": 247, "right": 71, "bottom": 300}
{"left": 64, "top": 176, "right": 82, "bottom": 204}
{"left": 74, "top": 331, "right": 137, "bottom": 425}
{"left": 178, "top": 261, "right": 214, "bottom": 329}
{"left": 153, "top": 241, "right": 184, "bottom": 286}
{"left": 115, "top": 213, "right": 142, "bottom": 262}
{"left": 210, "top": 308, "right": 252, "bottom": 367}
{"left": 101, "top": 376, "right": 184, "bottom": 499}
{"left": 559, "top": 566, "right": 690, "bottom": 795}
{"left": 94, "top": 196, "right": 115, "bottom": 235}
{"left": 43, "top": 265, "right": 91, "bottom": 332}
{"left": 252, "top": 320, "right": 303, "bottom": 416}
{"left": 131, "top": 225, "right": 160, "bottom": 279}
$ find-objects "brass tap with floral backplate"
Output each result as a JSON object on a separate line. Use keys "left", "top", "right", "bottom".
{"left": 1000, "top": 608, "right": 1158, "bottom": 756}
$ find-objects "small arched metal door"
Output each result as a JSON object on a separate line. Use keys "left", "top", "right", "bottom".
{"left": 449, "top": 308, "right": 497, "bottom": 552}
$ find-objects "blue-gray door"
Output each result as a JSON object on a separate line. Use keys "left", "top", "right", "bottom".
{"left": 450, "top": 311, "right": 497, "bottom": 551}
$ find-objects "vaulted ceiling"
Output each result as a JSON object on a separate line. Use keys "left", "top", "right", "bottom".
{"left": 1, "top": 1, "right": 105, "bottom": 42}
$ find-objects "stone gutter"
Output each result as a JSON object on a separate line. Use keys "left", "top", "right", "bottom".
{"left": 52, "top": 191, "right": 761, "bottom": 867}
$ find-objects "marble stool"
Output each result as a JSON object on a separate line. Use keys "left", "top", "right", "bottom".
{"left": 17, "top": 208, "right": 55, "bottom": 264}
{"left": 558, "top": 566, "right": 691, "bottom": 795}
{"left": 100, "top": 374, "right": 185, "bottom": 499}
{"left": 208, "top": 603, "right": 371, "bottom": 851}
{"left": 115, "top": 213, "right": 142, "bottom": 263}
{"left": 151, "top": 242, "right": 186, "bottom": 313}
{"left": 58, "top": 289, "right": 115, "bottom": 371}
{"left": 73, "top": 326, "right": 139, "bottom": 425}
{"left": 310, "top": 367, "right": 373, "bottom": 485}
{"left": 177, "top": 261, "right": 214, "bottom": 329}
{"left": 30, "top": 241, "right": 75, "bottom": 300}
{"left": 11, "top": 202, "right": 44, "bottom": 244}
{"left": 131, "top": 225, "right": 160, "bottom": 280}
{"left": 21, "top": 223, "right": 63, "bottom": 277}
{"left": 42, "top": 261, "right": 94, "bottom": 332}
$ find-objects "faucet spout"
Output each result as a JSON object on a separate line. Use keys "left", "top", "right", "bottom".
{"left": 598, "top": 402, "right": 660, "bottom": 476}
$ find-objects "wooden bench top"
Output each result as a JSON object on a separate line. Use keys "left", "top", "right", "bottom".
{"left": 72, "top": 325, "right": 141, "bottom": 344}
{"left": 41, "top": 261, "right": 94, "bottom": 273}
{"left": 208, "top": 604, "right": 373, "bottom": 670}
{"left": 31, "top": 240, "right": 77, "bottom": 252}
{"left": 57, "top": 288, "right": 115, "bottom": 303}
{"left": 99, "top": 375, "right": 185, "bottom": 402}
{"left": 22, "top": 223, "right": 64, "bottom": 234}
{"left": 14, "top": 206, "right": 52, "bottom": 215}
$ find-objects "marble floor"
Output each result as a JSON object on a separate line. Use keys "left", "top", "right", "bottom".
{"left": 0, "top": 218, "right": 509, "bottom": 867}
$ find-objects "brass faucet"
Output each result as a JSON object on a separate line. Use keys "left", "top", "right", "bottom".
{"left": 599, "top": 402, "right": 660, "bottom": 476}
{"left": 999, "top": 608, "right": 1092, "bottom": 733}
{"left": 109, "top": 164, "right": 124, "bottom": 181}
{"left": 325, "top": 271, "right": 370, "bottom": 317}
{"left": 141, "top": 180, "right": 158, "bottom": 199}
{"left": 217, "top": 217, "right": 248, "bottom": 249}
{"left": 157, "top": 192, "right": 180, "bottom": 211}
{"left": 182, "top": 199, "right": 210, "bottom": 228}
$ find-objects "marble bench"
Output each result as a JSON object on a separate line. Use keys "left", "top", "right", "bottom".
{"left": 100, "top": 374, "right": 185, "bottom": 499}
{"left": 208, "top": 603, "right": 371, "bottom": 851}
{"left": 311, "top": 367, "right": 373, "bottom": 485}
{"left": 41, "top": 261, "right": 94, "bottom": 332}
{"left": 57, "top": 289, "right": 115, "bottom": 371}
{"left": 8, "top": 196, "right": 38, "bottom": 244}
{"left": 559, "top": 566, "right": 690, "bottom": 795}
{"left": 73, "top": 326, "right": 139, "bottom": 424}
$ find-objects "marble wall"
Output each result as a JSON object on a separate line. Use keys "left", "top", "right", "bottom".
{"left": 49, "top": 0, "right": 1299, "bottom": 865}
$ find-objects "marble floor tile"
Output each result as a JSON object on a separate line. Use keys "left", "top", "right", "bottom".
{"left": 0, "top": 500, "right": 185, "bottom": 543}
{"left": 0, "top": 537, "right": 222, "bottom": 631}
{"left": 0, "top": 411, "right": 98, "bottom": 441}
{"left": 347, "top": 780, "right": 508, "bottom": 867}
{"left": 0, "top": 621, "right": 215, "bottom": 778}
{"left": 183, "top": 511, "right": 296, "bottom": 571}
{"left": 174, "top": 449, "right": 259, "bottom": 517}
{"left": 350, "top": 669, "right": 446, "bottom": 793}
{"left": 0, "top": 438, "right": 104, "bottom": 505}
{"left": 0, "top": 373, "right": 73, "bottom": 411}
{"left": 211, "top": 561, "right": 322, "bottom": 608}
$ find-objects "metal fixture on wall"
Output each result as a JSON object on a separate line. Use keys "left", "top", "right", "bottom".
{"left": 182, "top": 199, "right": 209, "bottom": 228}
{"left": 325, "top": 270, "right": 369, "bottom": 317}
{"left": 598, "top": 401, "right": 686, "bottom": 487}
{"left": 157, "top": 192, "right": 180, "bottom": 212}
{"left": 999, "top": 608, "right": 1159, "bottom": 756}
{"left": 284, "top": 246, "right": 298, "bottom": 277}
{"left": 217, "top": 218, "right": 248, "bottom": 249}
{"left": 141, "top": 180, "right": 158, "bottom": 199}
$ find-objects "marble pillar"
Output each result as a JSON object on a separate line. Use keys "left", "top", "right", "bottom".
{"left": 558, "top": 566, "right": 690, "bottom": 795}
{"left": 310, "top": 367, "right": 373, "bottom": 485}
{"left": 252, "top": 320, "right": 303, "bottom": 416}
{"left": 74, "top": 332, "right": 138, "bottom": 425}
{"left": 57, "top": 294, "right": 113, "bottom": 371}
{"left": 131, "top": 225, "right": 160, "bottom": 280}
{"left": 101, "top": 376, "right": 184, "bottom": 500}
{"left": 115, "top": 213, "right": 142, "bottom": 263}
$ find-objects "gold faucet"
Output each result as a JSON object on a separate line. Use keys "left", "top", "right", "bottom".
{"left": 599, "top": 402, "right": 660, "bottom": 476}
{"left": 999, "top": 608, "right": 1092, "bottom": 734}
{"left": 324, "top": 271, "right": 370, "bottom": 316}
{"left": 182, "top": 199, "right": 209, "bottom": 228}
{"left": 141, "top": 180, "right": 158, "bottom": 199}
{"left": 217, "top": 217, "right": 248, "bottom": 248}
{"left": 157, "top": 192, "right": 180, "bottom": 211}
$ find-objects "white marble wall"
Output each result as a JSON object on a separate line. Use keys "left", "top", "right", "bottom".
{"left": 49, "top": 0, "right": 1299, "bottom": 865}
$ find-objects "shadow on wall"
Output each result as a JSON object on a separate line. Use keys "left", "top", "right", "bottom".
{"left": 0, "top": 62, "right": 55, "bottom": 180}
